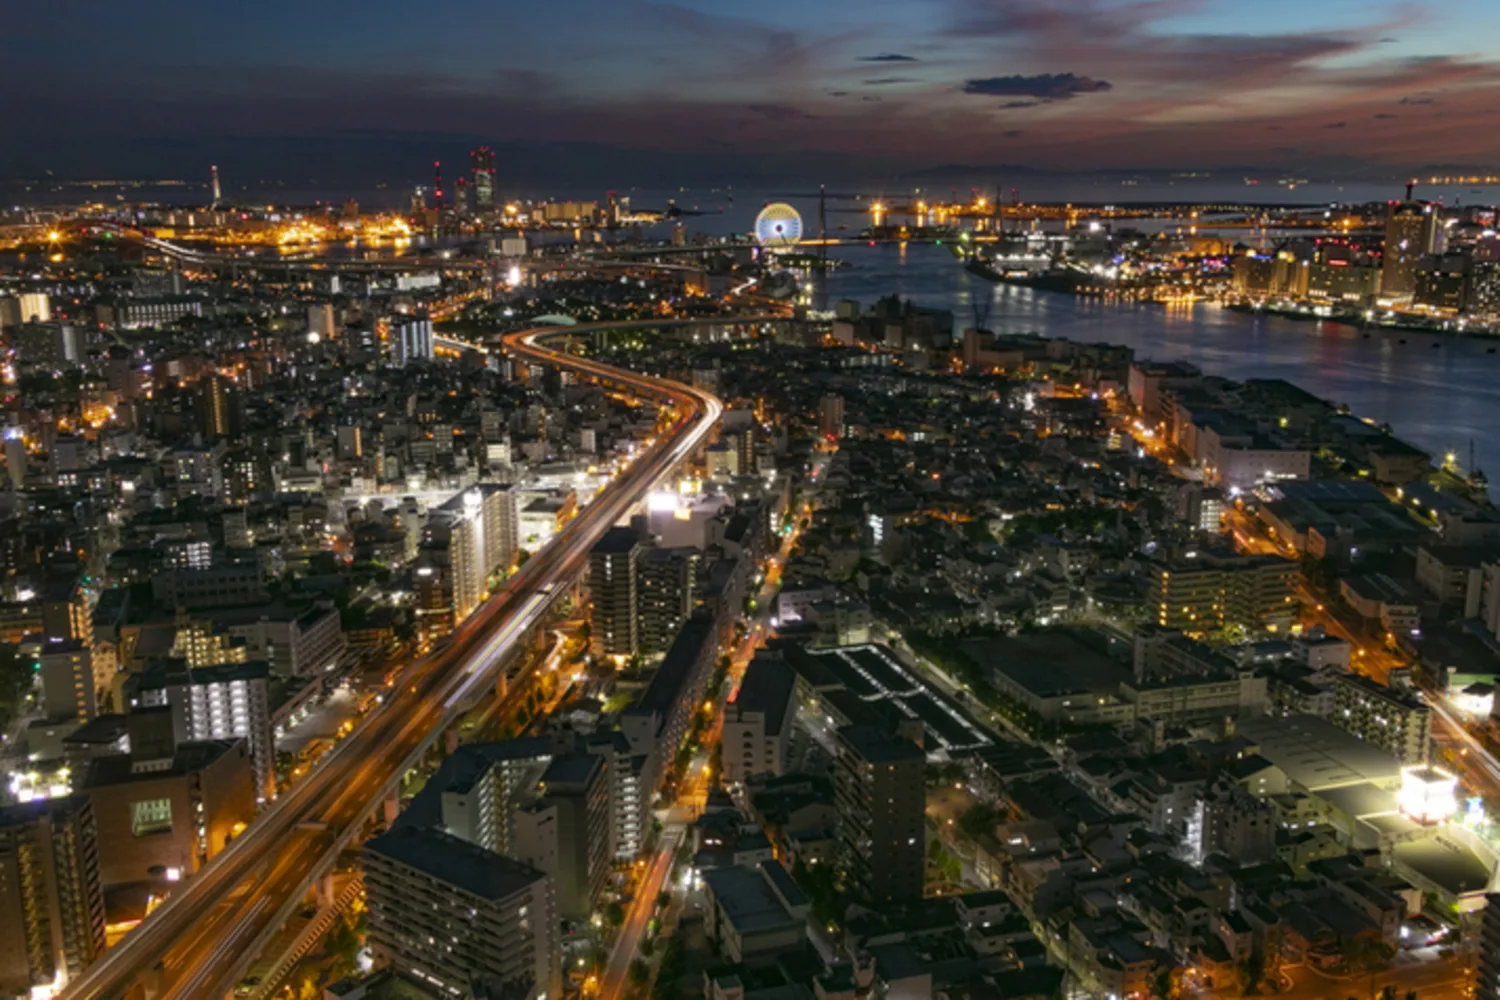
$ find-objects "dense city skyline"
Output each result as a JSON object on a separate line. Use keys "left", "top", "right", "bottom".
{"left": 13, "top": 6, "right": 1500, "bottom": 999}
{"left": 8, "top": 0, "right": 1500, "bottom": 184}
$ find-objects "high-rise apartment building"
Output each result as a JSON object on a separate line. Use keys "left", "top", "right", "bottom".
{"left": 818, "top": 394, "right": 845, "bottom": 441}
{"left": 470, "top": 146, "right": 497, "bottom": 211}
{"left": 39, "top": 640, "right": 98, "bottom": 723}
{"left": 1332, "top": 673, "right": 1431, "bottom": 765}
{"left": 390, "top": 315, "right": 434, "bottom": 366}
{"left": 1148, "top": 554, "right": 1298, "bottom": 635}
{"left": 1478, "top": 891, "right": 1500, "bottom": 1000}
{"left": 436, "top": 485, "right": 519, "bottom": 623}
{"left": 364, "top": 825, "right": 561, "bottom": 1000}
{"left": 409, "top": 736, "right": 616, "bottom": 911}
{"left": 589, "top": 527, "right": 640, "bottom": 658}
{"left": 835, "top": 725, "right": 925, "bottom": 904}
{"left": 131, "top": 660, "right": 276, "bottom": 801}
{"left": 585, "top": 730, "right": 646, "bottom": 861}
{"left": 42, "top": 577, "right": 92, "bottom": 647}
{"left": 637, "top": 545, "right": 697, "bottom": 655}
{"left": 513, "top": 754, "right": 610, "bottom": 922}
{"left": 0, "top": 796, "right": 106, "bottom": 997}
{"left": 196, "top": 375, "right": 243, "bottom": 439}
{"left": 422, "top": 738, "right": 555, "bottom": 856}
{"left": 721, "top": 654, "right": 797, "bottom": 783}
{"left": 1382, "top": 200, "right": 1439, "bottom": 301}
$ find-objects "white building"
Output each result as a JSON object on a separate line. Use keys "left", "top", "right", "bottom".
{"left": 133, "top": 660, "right": 275, "bottom": 801}
{"left": 722, "top": 655, "right": 797, "bottom": 783}
{"left": 389, "top": 315, "right": 434, "bottom": 365}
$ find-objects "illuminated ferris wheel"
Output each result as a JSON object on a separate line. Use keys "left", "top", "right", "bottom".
{"left": 754, "top": 203, "right": 803, "bottom": 250}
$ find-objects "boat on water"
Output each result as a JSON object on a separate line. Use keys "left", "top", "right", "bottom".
{"left": 963, "top": 253, "right": 1085, "bottom": 292}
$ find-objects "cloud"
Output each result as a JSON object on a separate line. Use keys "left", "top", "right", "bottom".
{"left": 1400, "top": 95, "right": 1435, "bottom": 104}
{"left": 861, "top": 95, "right": 882, "bottom": 102}
{"left": 999, "top": 100, "right": 1042, "bottom": 109}
{"left": 746, "top": 103, "right": 814, "bottom": 120}
{"left": 1324, "top": 121, "right": 1347, "bottom": 128}
{"left": 963, "top": 73, "right": 1112, "bottom": 99}
{"left": 859, "top": 53, "right": 917, "bottom": 62}
{"left": 863, "top": 77, "right": 919, "bottom": 85}
{"left": 1002, "top": 129, "right": 1024, "bottom": 136}
{"left": 1374, "top": 112, "right": 1397, "bottom": 119}
{"left": 826, "top": 90, "right": 849, "bottom": 97}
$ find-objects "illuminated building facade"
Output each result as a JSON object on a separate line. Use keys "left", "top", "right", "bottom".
{"left": 364, "top": 824, "right": 560, "bottom": 1000}
{"left": 588, "top": 527, "right": 640, "bottom": 658}
{"left": 0, "top": 796, "right": 105, "bottom": 997}
{"left": 1333, "top": 673, "right": 1431, "bottom": 765}
{"left": 1382, "top": 200, "right": 1439, "bottom": 301}
{"left": 1148, "top": 555, "right": 1298, "bottom": 635}
{"left": 470, "top": 146, "right": 496, "bottom": 211}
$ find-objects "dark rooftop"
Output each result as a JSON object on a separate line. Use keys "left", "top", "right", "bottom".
{"left": 365, "top": 824, "right": 546, "bottom": 901}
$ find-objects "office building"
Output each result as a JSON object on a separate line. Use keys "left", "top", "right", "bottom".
{"left": 0, "top": 796, "right": 106, "bottom": 997}
{"left": 470, "top": 146, "right": 497, "bottom": 211}
{"left": 637, "top": 545, "right": 696, "bottom": 655}
{"left": 364, "top": 825, "right": 560, "bottom": 1000}
{"left": 1382, "top": 199, "right": 1439, "bottom": 301}
{"left": 589, "top": 527, "right": 640, "bottom": 659}
{"left": 835, "top": 725, "right": 925, "bottom": 904}
{"left": 721, "top": 654, "right": 797, "bottom": 783}
{"left": 390, "top": 315, "right": 434, "bottom": 366}
{"left": 1415, "top": 253, "right": 1470, "bottom": 313}
{"left": 1332, "top": 673, "right": 1431, "bottom": 765}
{"left": 83, "top": 711, "right": 256, "bottom": 889}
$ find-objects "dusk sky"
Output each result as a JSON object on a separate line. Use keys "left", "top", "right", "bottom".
{"left": 8, "top": 0, "right": 1500, "bottom": 186}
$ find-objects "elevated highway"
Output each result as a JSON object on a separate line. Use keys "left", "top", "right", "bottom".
{"left": 56, "top": 316, "right": 782, "bottom": 1000}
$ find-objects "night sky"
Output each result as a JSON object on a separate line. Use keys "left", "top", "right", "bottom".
{"left": 7, "top": 0, "right": 1500, "bottom": 187}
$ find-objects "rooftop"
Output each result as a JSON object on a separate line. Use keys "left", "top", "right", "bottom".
{"left": 636, "top": 616, "right": 715, "bottom": 718}
{"left": 84, "top": 739, "right": 242, "bottom": 787}
{"left": 364, "top": 824, "right": 546, "bottom": 902}
{"left": 730, "top": 655, "right": 797, "bottom": 737}
{"left": 702, "top": 862, "right": 804, "bottom": 935}
{"left": 1237, "top": 714, "right": 1402, "bottom": 791}
{"left": 968, "top": 630, "right": 1126, "bottom": 701}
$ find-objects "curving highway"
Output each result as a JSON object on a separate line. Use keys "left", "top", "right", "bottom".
{"left": 58, "top": 317, "right": 749, "bottom": 1000}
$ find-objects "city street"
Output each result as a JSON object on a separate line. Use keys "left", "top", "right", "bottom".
{"left": 600, "top": 826, "right": 682, "bottom": 1000}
